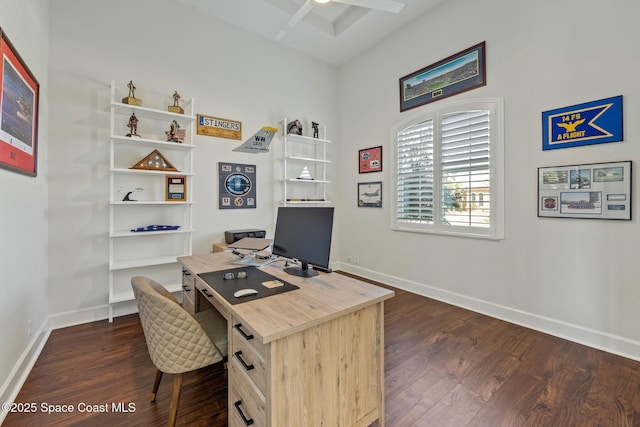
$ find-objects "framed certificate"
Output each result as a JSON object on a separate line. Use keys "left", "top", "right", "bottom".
{"left": 166, "top": 176, "right": 186, "bottom": 201}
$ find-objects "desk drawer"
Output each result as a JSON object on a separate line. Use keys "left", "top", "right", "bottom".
{"left": 181, "top": 269, "right": 195, "bottom": 314}
{"left": 196, "top": 283, "right": 228, "bottom": 320}
{"left": 232, "top": 327, "right": 267, "bottom": 394}
{"left": 232, "top": 320, "right": 266, "bottom": 360}
{"left": 229, "top": 360, "right": 266, "bottom": 427}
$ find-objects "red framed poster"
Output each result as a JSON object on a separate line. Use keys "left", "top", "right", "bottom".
{"left": 0, "top": 28, "right": 40, "bottom": 176}
{"left": 359, "top": 146, "right": 382, "bottom": 173}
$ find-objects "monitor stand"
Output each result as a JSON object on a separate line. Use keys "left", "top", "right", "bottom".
{"left": 284, "top": 261, "right": 318, "bottom": 277}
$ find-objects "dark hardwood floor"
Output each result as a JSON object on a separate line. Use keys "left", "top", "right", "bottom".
{"left": 5, "top": 283, "right": 640, "bottom": 426}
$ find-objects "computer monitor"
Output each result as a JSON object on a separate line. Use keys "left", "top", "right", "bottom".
{"left": 272, "top": 206, "right": 335, "bottom": 277}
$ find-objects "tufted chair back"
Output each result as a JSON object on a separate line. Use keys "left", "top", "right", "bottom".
{"left": 131, "top": 276, "right": 223, "bottom": 374}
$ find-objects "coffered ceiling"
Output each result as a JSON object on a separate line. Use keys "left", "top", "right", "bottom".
{"left": 178, "top": 0, "right": 447, "bottom": 66}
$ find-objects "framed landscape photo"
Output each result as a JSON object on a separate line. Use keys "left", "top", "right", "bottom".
{"left": 538, "top": 160, "right": 631, "bottom": 220}
{"left": 359, "top": 146, "right": 382, "bottom": 173}
{"left": 400, "top": 42, "right": 486, "bottom": 112}
{"left": 0, "top": 28, "right": 40, "bottom": 176}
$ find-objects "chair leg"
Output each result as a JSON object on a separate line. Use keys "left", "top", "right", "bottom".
{"left": 151, "top": 370, "right": 163, "bottom": 402}
{"left": 168, "top": 372, "right": 184, "bottom": 427}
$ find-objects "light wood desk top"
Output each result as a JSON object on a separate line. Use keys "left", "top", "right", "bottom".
{"left": 178, "top": 252, "right": 394, "bottom": 344}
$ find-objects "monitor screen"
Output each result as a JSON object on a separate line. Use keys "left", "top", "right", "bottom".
{"left": 272, "top": 207, "right": 335, "bottom": 277}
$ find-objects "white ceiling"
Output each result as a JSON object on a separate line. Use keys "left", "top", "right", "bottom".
{"left": 178, "top": 0, "right": 448, "bottom": 66}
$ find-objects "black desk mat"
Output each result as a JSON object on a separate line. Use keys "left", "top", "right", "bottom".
{"left": 198, "top": 266, "right": 299, "bottom": 305}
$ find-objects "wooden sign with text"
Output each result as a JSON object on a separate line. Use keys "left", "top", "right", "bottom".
{"left": 197, "top": 114, "right": 242, "bottom": 140}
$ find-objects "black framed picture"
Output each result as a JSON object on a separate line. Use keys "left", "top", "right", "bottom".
{"left": 359, "top": 146, "right": 382, "bottom": 173}
{"left": 538, "top": 161, "right": 631, "bottom": 220}
{"left": 358, "top": 182, "right": 382, "bottom": 208}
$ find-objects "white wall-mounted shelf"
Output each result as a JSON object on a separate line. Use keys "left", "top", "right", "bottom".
{"left": 108, "top": 80, "right": 196, "bottom": 321}
{"left": 110, "top": 283, "right": 182, "bottom": 305}
{"left": 110, "top": 168, "right": 195, "bottom": 176}
{"left": 109, "top": 255, "right": 189, "bottom": 271}
{"left": 110, "top": 228, "right": 194, "bottom": 238}
{"left": 280, "top": 117, "right": 332, "bottom": 206}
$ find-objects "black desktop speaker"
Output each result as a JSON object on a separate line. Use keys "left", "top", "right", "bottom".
{"left": 224, "top": 229, "right": 266, "bottom": 244}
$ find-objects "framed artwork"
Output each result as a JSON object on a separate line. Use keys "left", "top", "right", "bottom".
{"left": 399, "top": 41, "right": 485, "bottom": 112}
{"left": 538, "top": 160, "right": 631, "bottom": 220}
{"left": 542, "top": 95, "right": 623, "bottom": 150}
{"left": 0, "top": 28, "right": 40, "bottom": 176}
{"left": 218, "top": 162, "right": 256, "bottom": 209}
{"left": 358, "top": 181, "right": 382, "bottom": 208}
{"left": 359, "top": 146, "right": 382, "bottom": 173}
{"left": 166, "top": 175, "right": 186, "bottom": 201}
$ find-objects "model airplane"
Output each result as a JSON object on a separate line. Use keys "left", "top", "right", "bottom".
{"left": 233, "top": 126, "right": 278, "bottom": 153}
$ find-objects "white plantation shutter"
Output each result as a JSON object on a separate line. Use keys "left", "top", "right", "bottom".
{"left": 440, "top": 110, "right": 491, "bottom": 228}
{"left": 391, "top": 99, "right": 503, "bottom": 239}
{"left": 396, "top": 119, "right": 434, "bottom": 224}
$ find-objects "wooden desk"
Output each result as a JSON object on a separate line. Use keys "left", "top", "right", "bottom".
{"left": 178, "top": 252, "right": 394, "bottom": 427}
{"left": 212, "top": 242, "right": 229, "bottom": 252}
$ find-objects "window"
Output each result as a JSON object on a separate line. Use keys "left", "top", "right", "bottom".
{"left": 391, "top": 98, "right": 504, "bottom": 239}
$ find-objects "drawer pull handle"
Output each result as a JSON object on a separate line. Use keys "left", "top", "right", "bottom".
{"left": 182, "top": 285, "right": 191, "bottom": 292}
{"left": 234, "top": 323, "right": 254, "bottom": 341}
{"left": 201, "top": 288, "right": 213, "bottom": 298}
{"left": 234, "top": 400, "right": 254, "bottom": 426}
{"left": 182, "top": 269, "right": 191, "bottom": 276}
{"left": 234, "top": 351, "right": 255, "bottom": 371}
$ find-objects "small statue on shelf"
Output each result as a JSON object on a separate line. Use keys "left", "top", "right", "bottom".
{"left": 287, "top": 119, "right": 303, "bottom": 135}
{"left": 127, "top": 80, "right": 136, "bottom": 98}
{"left": 119, "top": 187, "right": 144, "bottom": 202}
{"left": 168, "top": 90, "right": 184, "bottom": 114}
{"left": 122, "top": 80, "right": 142, "bottom": 106}
{"left": 165, "top": 120, "right": 185, "bottom": 142}
{"left": 126, "top": 113, "right": 140, "bottom": 137}
{"left": 312, "top": 121, "right": 319, "bottom": 138}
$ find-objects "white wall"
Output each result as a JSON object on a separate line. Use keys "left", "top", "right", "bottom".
{"left": 46, "top": 0, "right": 339, "bottom": 322}
{"left": 0, "top": 0, "right": 50, "bottom": 412}
{"left": 337, "top": 0, "right": 640, "bottom": 359}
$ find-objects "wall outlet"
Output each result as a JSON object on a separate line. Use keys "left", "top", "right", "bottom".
{"left": 27, "top": 319, "right": 32, "bottom": 338}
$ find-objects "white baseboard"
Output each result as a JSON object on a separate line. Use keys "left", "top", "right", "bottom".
{"left": 336, "top": 262, "right": 640, "bottom": 362}
{"left": 0, "top": 321, "right": 50, "bottom": 425}
{"left": 48, "top": 301, "right": 139, "bottom": 330}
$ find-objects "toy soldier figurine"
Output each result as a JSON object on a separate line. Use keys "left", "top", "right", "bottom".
{"left": 126, "top": 113, "right": 140, "bottom": 137}
{"left": 127, "top": 81, "right": 136, "bottom": 98}
{"left": 312, "top": 121, "right": 319, "bottom": 138}
{"left": 122, "top": 80, "right": 142, "bottom": 106}
{"left": 168, "top": 90, "right": 184, "bottom": 114}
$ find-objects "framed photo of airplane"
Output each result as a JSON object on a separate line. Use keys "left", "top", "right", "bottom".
{"left": 358, "top": 181, "right": 382, "bottom": 208}
{"left": 0, "top": 28, "right": 40, "bottom": 176}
